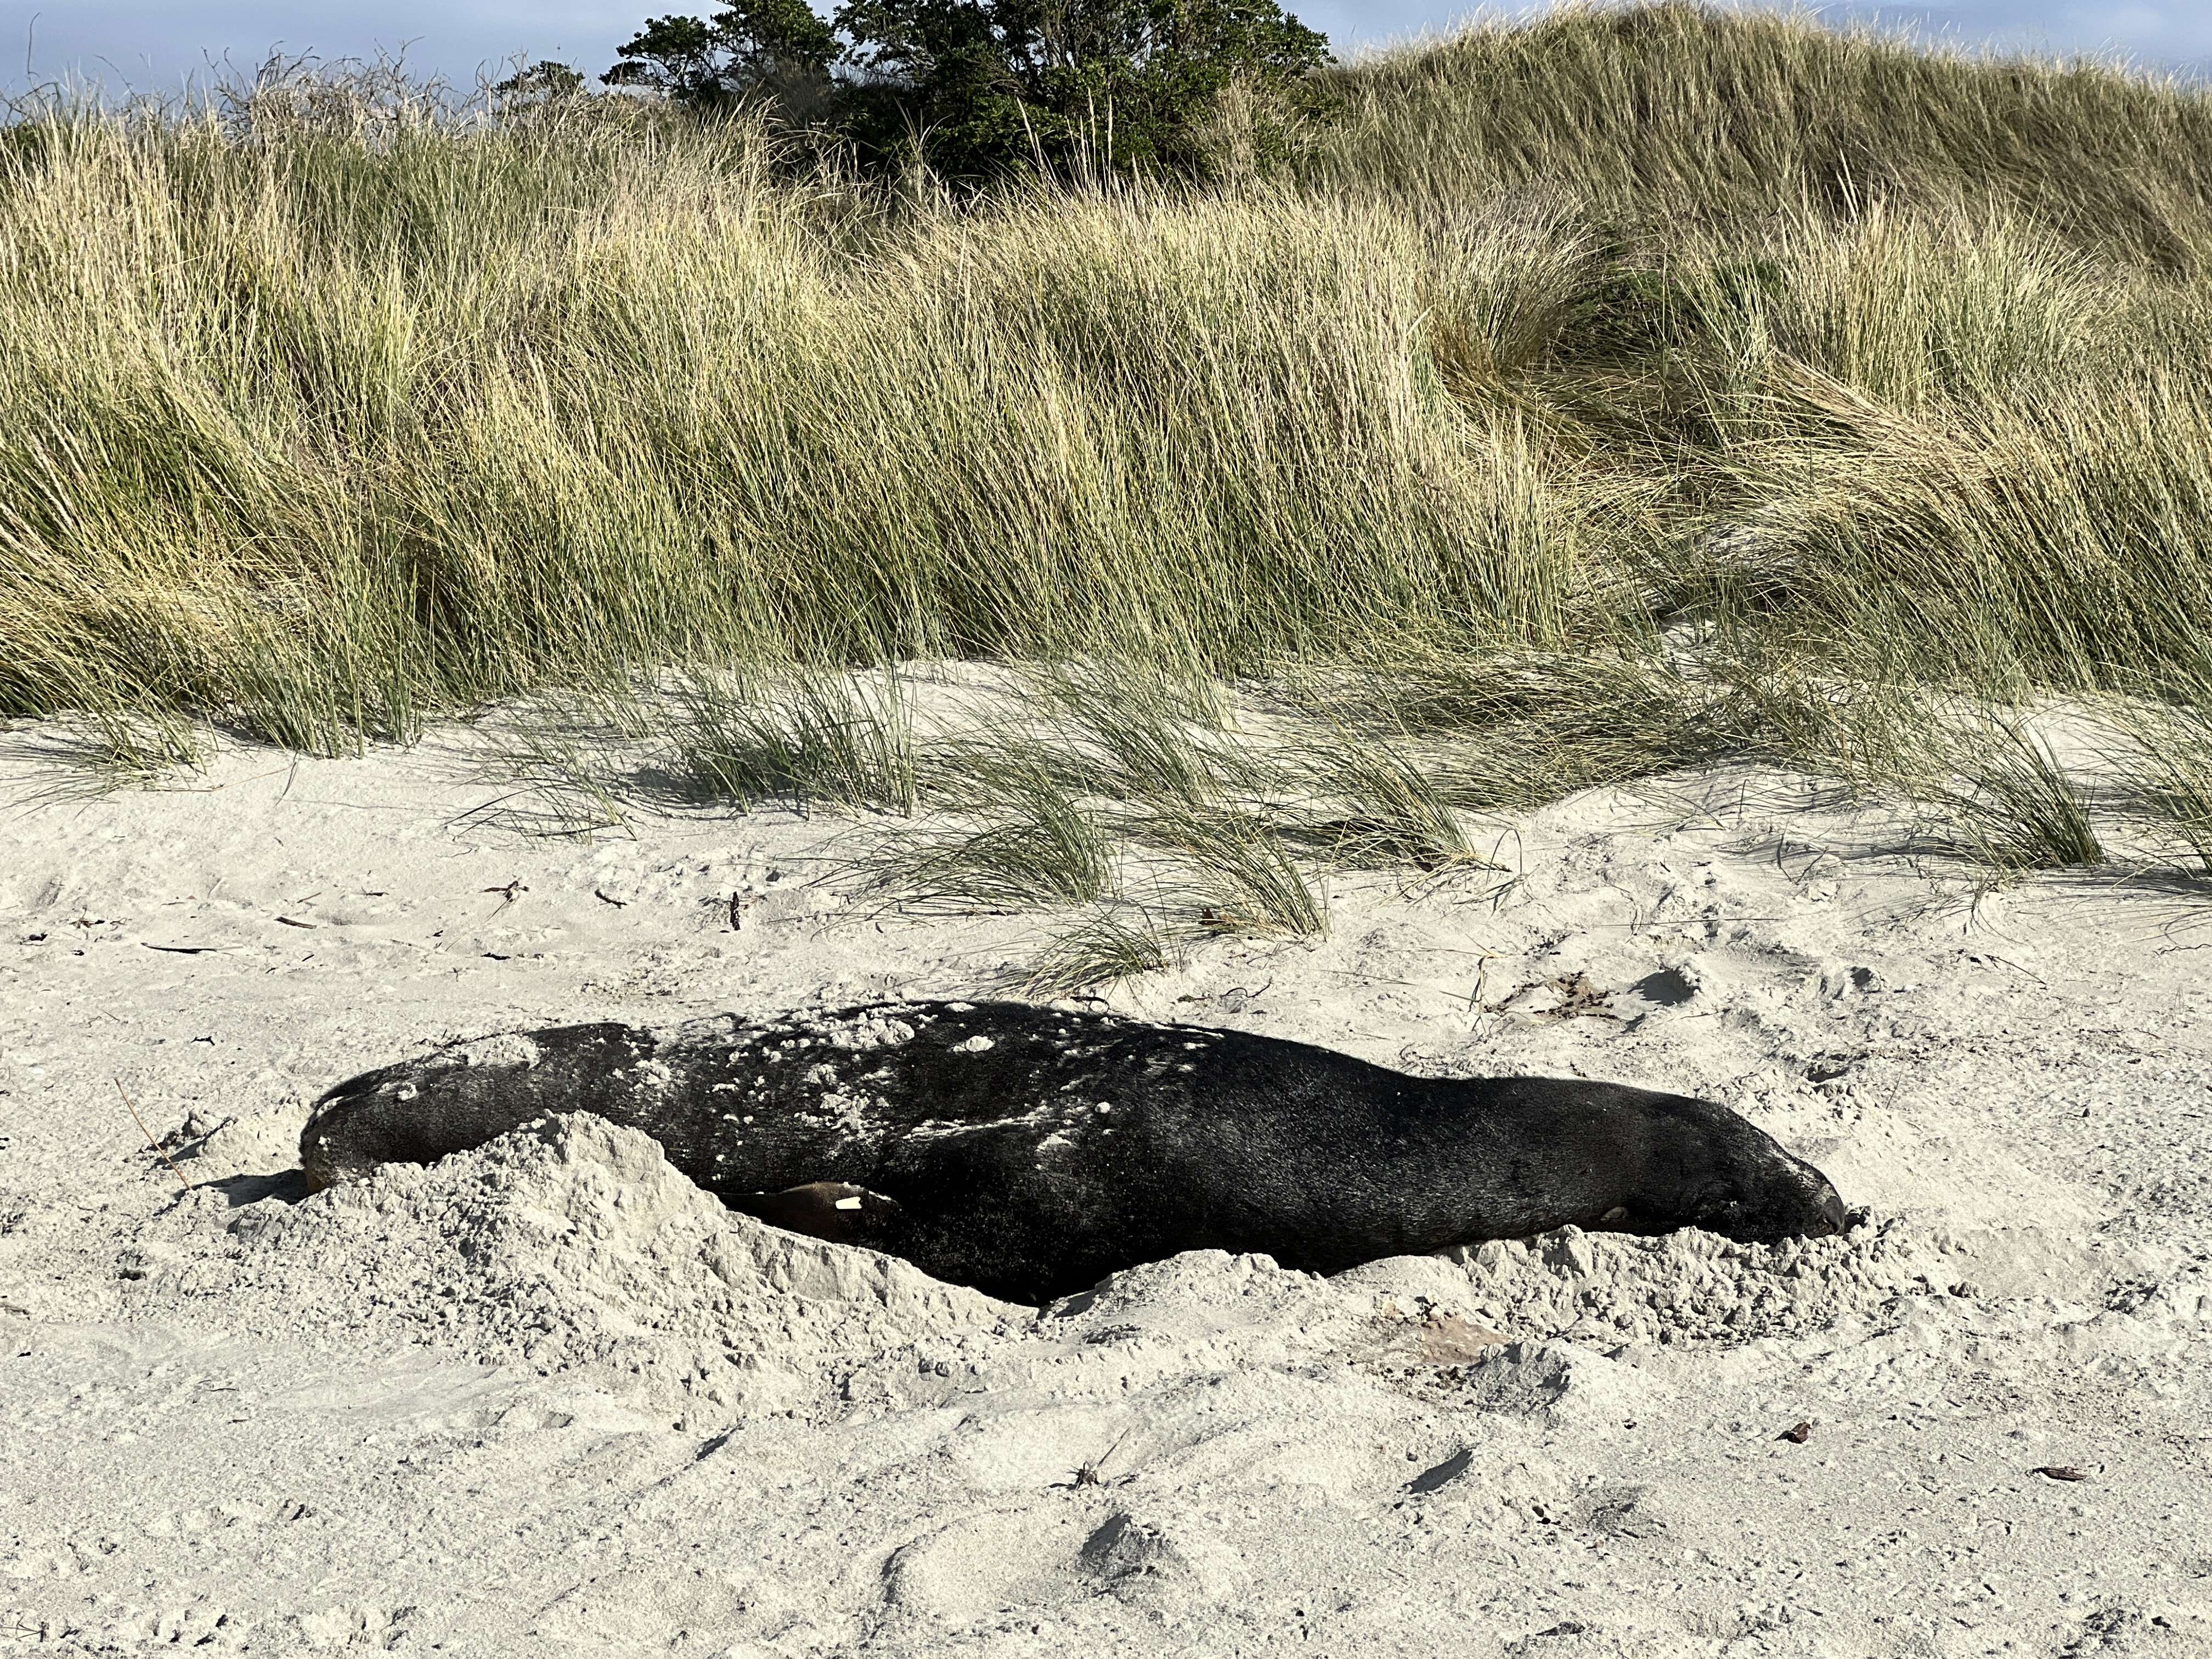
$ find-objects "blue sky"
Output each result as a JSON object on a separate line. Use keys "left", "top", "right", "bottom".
{"left": 7, "top": 2, "right": 2210, "bottom": 101}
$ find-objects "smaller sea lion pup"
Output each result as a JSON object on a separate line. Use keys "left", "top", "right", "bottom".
{"left": 302, "top": 1001, "right": 1849, "bottom": 1304}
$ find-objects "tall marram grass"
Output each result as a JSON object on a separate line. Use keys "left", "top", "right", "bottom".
{"left": 1306, "top": 4, "right": 2212, "bottom": 695}
{"left": 7, "top": 3, "right": 2212, "bottom": 911}
{"left": 0, "top": 92, "right": 1629, "bottom": 753}
{"left": 1309, "top": 1, "right": 2212, "bottom": 269}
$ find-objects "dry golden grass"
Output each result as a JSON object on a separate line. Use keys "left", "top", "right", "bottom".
{"left": 5, "top": 3, "right": 2212, "bottom": 955}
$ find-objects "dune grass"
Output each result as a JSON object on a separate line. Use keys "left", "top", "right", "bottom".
{"left": 2117, "top": 686, "right": 2212, "bottom": 877}
{"left": 5, "top": 4, "right": 2212, "bottom": 977}
{"left": 0, "top": 91, "right": 1622, "bottom": 758}
{"left": 668, "top": 670, "right": 919, "bottom": 815}
{"left": 1308, "top": 1, "right": 2212, "bottom": 269}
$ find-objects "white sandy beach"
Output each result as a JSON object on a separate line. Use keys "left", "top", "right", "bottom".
{"left": 2, "top": 723, "right": 2209, "bottom": 1656}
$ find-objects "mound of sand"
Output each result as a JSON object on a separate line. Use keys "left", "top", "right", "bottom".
{"left": 1436, "top": 1218, "right": 1957, "bottom": 1346}
{"left": 124, "top": 1114, "right": 1015, "bottom": 1415}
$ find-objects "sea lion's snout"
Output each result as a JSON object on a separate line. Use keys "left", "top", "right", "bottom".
{"left": 1652, "top": 1096, "right": 1852, "bottom": 1244}
{"left": 1771, "top": 1144, "right": 1850, "bottom": 1239}
{"left": 1747, "top": 1151, "right": 1850, "bottom": 1242}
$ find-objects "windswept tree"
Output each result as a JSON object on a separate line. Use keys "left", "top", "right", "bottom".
{"left": 494, "top": 60, "right": 589, "bottom": 99}
{"left": 931, "top": 0, "right": 1334, "bottom": 174}
{"left": 490, "top": 59, "right": 592, "bottom": 116}
{"left": 603, "top": 0, "right": 1331, "bottom": 178}
{"left": 605, "top": 2, "right": 843, "bottom": 112}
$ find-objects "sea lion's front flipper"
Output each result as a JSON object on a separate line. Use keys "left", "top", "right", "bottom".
{"left": 731, "top": 1181, "right": 905, "bottom": 1247}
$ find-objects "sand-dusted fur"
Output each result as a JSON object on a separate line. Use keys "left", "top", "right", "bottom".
{"left": 302, "top": 1000, "right": 1848, "bottom": 1303}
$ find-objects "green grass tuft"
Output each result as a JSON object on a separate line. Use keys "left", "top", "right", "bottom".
{"left": 1923, "top": 716, "right": 2107, "bottom": 874}
{"left": 865, "top": 785, "right": 1113, "bottom": 913}
{"left": 668, "top": 672, "right": 917, "bottom": 815}
{"left": 1141, "top": 806, "right": 1331, "bottom": 938}
{"left": 1023, "top": 906, "right": 1189, "bottom": 995}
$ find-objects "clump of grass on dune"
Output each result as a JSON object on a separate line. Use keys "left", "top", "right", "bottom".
{"left": 1273, "top": 731, "right": 1491, "bottom": 873}
{"left": 1023, "top": 906, "right": 1190, "bottom": 995}
{"left": 996, "top": 661, "right": 1255, "bottom": 810}
{"left": 1279, "top": 650, "right": 1735, "bottom": 810}
{"left": 2115, "top": 689, "right": 2212, "bottom": 878}
{"left": 668, "top": 671, "right": 918, "bottom": 815}
{"left": 1719, "top": 374, "right": 2212, "bottom": 693}
{"left": 1136, "top": 806, "right": 1334, "bottom": 938}
{"left": 2148, "top": 743, "right": 2212, "bottom": 880}
{"left": 1659, "top": 207, "right": 2212, "bottom": 691}
{"left": 1311, "top": 0, "right": 2212, "bottom": 269}
{"left": 864, "top": 779, "right": 1115, "bottom": 913}
{"left": 1918, "top": 715, "right": 2107, "bottom": 874}
{"left": 1312, "top": 8, "right": 2212, "bottom": 701}
{"left": 0, "top": 100, "right": 814, "bottom": 749}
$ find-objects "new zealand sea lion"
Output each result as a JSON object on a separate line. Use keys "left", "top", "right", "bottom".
{"left": 301, "top": 1000, "right": 1848, "bottom": 1303}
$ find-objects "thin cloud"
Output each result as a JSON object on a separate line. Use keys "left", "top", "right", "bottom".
{"left": 8, "top": 1, "right": 2209, "bottom": 100}
{"left": 8, "top": 2, "right": 643, "bottom": 98}
{"left": 1308, "top": 1, "right": 2212, "bottom": 72}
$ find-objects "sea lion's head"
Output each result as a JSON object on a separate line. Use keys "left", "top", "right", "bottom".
{"left": 1632, "top": 1094, "right": 1850, "bottom": 1243}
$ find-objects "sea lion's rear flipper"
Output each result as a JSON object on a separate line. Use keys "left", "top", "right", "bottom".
{"left": 732, "top": 1181, "right": 905, "bottom": 1247}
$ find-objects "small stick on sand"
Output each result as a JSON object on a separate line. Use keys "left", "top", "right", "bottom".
{"left": 116, "top": 1078, "right": 190, "bottom": 1193}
